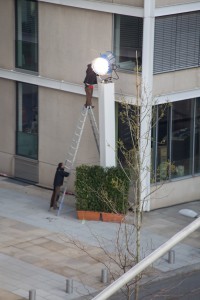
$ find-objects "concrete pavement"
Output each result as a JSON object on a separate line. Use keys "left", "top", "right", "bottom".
{"left": 0, "top": 176, "right": 200, "bottom": 299}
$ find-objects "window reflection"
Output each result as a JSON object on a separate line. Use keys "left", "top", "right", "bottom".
{"left": 118, "top": 99, "right": 200, "bottom": 182}
{"left": 16, "top": 82, "right": 38, "bottom": 159}
{"left": 156, "top": 105, "right": 170, "bottom": 181}
{"left": 194, "top": 98, "right": 200, "bottom": 173}
{"left": 15, "top": 0, "right": 38, "bottom": 72}
{"left": 171, "top": 100, "right": 193, "bottom": 178}
{"left": 114, "top": 15, "right": 143, "bottom": 71}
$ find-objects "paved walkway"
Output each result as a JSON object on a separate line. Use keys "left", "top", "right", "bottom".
{"left": 0, "top": 176, "right": 200, "bottom": 299}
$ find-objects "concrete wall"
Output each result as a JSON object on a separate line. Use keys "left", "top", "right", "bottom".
{"left": 38, "top": 87, "right": 99, "bottom": 187}
{"left": 39, "top": 3, "right": 112, "bottom": 85}
{"left": 151, "top": 176, "right": 200, "bottom": 209}
{"left": 153, "top": 68, "right": 200, "bottom": 98}
{"left": 0, "top": 79, "right": 15, "bottom": 175}
{"left": 0, "top": 0, "right": 14, "bottom": 69}
{"left": 112, "top": 0, "right": 144, "bottom": 6}
{"left": 155, "top": 0, "right": 197, "bottom": 7}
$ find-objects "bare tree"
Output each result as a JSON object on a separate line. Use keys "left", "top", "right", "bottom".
{"left": 63, "top": 62, "right": 173, "bottom": 299}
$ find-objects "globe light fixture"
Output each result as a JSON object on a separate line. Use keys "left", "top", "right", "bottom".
{"left": 92, "top": 51, "right": 119, "bottom": 81}
{"left": 92, "top": 57, "right": 109, "bottom": 76}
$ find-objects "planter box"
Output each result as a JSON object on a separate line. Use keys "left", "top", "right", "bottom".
{"left": 77, "top": 210, "right": 101, "bottom": 221}
{"left": 102, "top": 212, "right": 125, "bottom": 223}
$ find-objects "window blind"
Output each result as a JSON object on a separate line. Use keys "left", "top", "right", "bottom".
{"left": 154, "top": 11, "right": 200, "bottom": 74}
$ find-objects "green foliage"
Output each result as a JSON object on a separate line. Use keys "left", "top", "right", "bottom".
{"left": 75, "top": 165, "right": 130, "bottom": 214}
{"left": 75, "top": 165, "right": 104, "bottom": 212}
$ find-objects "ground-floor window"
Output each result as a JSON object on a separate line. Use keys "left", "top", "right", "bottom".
{"left": 154, "top": 99, "right": 200, "bottom": 181}
{"left": 118, "top": 98, "right": 200, "bottom": 182}
{"left": 16, "top": 82, "right": 38, "bottom": 159}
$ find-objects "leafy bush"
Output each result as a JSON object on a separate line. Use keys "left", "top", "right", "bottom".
{"left": 75, "top": 165, "right": 130, "bottom": 214}
{"left": 75, "top": 165, "right": 104, "bottom": 212}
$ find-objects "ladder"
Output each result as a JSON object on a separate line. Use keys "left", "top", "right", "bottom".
{"left": 57, "top": 105, "right": 99, "bottom": 216}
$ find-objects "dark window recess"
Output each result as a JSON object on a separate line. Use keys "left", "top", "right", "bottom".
{"left": 15, "top": 0, "right": 38, "bottom": 72}
{"left": 16, "top": 82, "right": 38, "bottom": 160}
{"left": 114, "top": 14, "right": 143, "bottom": 71}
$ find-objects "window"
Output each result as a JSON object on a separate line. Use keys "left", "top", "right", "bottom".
{"left": 155, "top": 105, "right": 170, "bottom": 181}
{"left": 117, "top": 103, "right": 140, "bottom": 166}
{"left": 171, "top": 100, "right": 193, "bottom": 178}
{"left": 154, "top": 11, "right": 200, "bottom": 73}
{"left": 114, "top": 15, "right": 143, "bottom": 71}
{"left": 154, "top": 99, "right": 200, "bottom": 181}
{"left": 194, "top": 98, "right": 200, "bottom": 173}
{"left": 118, "top": 99, "right": 200, "bottom": 182}
{"left": 15, "top": 0, "right": 38, "bottom": 72}
{"left": 16, "top": 82, "right": 38, "bottom": 159}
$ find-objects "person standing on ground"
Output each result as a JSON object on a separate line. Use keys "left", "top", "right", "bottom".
{"left": 49, "top": 162, "right": 70, "bottom": 210}
{"left": 84, "top": 63, "right": 97, "bottom": 107}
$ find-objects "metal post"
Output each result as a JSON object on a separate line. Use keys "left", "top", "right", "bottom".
{"left": 168, "top": 249, "right": 175, "bottom": 264}
{"left": 29, "top": 289, "right": 36, "bottom": 300}
{"left": 66, "top": 279, "right": 73, "bottom": 294}
{"left": 101, "top": 268, "right": 108, "bottom": 284}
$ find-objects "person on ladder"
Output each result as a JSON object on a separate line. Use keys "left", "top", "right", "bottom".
{"left": 84, "top": 63, "right": 97, "bottom": 107}
{"left": 49, "top": 162, "right": 70, "bottom": 211}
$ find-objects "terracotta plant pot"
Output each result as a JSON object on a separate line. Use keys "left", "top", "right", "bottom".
{"left": 77, "top": 210, "right": 101, "bottom": 221}
{"left": 102, "top": 212, "right": 125, "bottom": 223}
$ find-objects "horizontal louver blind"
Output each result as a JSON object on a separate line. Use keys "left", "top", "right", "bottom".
{"left": 120, "top": 16, "right": 143, "bottom": 49}
{"left": 175, "top": 12, "right": 200, "bottom": 69}
{"left": 154, "top": 11, "right": 200, "bottom": 74}
{"left": 154, "top": 15, "right": 176, "bottom": 73}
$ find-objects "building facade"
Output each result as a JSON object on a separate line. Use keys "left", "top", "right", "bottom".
{"left": 1, "top": 0, "right": 200, "bottom": 210}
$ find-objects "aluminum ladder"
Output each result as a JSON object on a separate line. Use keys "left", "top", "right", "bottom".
{"left": 57, "top": 105, "right": 99, "bottom": 216}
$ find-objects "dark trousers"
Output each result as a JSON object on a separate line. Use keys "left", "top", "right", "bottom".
{"left": 85, "top": 86, "right": 93, "bottom": 106}
{"left": 50, "top": 186, "right": 60, "bottom": 209}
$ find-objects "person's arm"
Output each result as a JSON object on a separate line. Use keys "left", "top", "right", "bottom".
{"left": 63, "top": 170, "right": 70, "bottom": 177}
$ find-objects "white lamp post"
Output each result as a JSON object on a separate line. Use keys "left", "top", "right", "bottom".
{"left": 92, "top": 52, "right": 117, "bottom": 168}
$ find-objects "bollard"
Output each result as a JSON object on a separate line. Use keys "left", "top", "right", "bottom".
{"left": 66, "top": 278, "right": 73, "bottom": 294}
{"left": 29, "top": 289, "right": 36, "bottom": 300}
{"left": 101, "top": 268, "right": 108, "bottom": 284}
{"left": 168, "top": 249, "right": 175, "bottom": 264}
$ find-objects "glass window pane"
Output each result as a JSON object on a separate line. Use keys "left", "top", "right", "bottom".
{"left": 15, "top": 0, "right": 38, "bottom": 72}
{"left": 118, "top": 103, "right": 140, "bottom": 166}
{"left": 16, "top": 82, "right": 38, "bottom": 159}
{"left": 171, "top": 100, "right": 193, "bottom": 178}
{"left": 194, "top": 98, "right": 200, "bottom": 173}
{"left": 156, "top": 105, "right": 170, "bottom": 181}
{"left": 114, "top": 15, "right": 143, "bottom": 71}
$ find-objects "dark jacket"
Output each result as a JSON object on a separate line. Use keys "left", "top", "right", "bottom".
{"left": 53, "top": 167, "right": 69, "bottom": 187}
{"left": 84, "top": 64, "right": 97, "bottom": 86}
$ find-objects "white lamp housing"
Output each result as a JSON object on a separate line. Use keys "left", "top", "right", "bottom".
{"left": 92, "top": 57, "right": 109, "bottom": 76}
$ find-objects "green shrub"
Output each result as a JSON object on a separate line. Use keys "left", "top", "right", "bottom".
{"left": 75, "top": 165, "right": 130, "bottom": 214}
{"left": 102, "top": 167, "right": 130, "bottom": 214}
{"left": 75, "top": 165, "right": 104, "bottom": 212}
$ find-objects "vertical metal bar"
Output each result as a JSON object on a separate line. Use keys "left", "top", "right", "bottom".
{"left": 101, "top": 268, "right": 108, "bottom": 284}
{"left": 66, "top": 279, "right": 73, "bottom": 294}
{"left": 168, "top": 249, "right": 175, "bottom": 264}
{"left": 29, "top": 289, "right": 36, "bottom": 300}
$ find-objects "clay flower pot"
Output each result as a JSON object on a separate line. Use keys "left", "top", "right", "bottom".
{"left": 77, "top": 210, "right": 101, "bottom": 221}
{"left": 102, "top": 212, "right": 124, "bottom": 223}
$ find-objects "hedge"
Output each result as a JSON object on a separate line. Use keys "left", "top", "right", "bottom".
{"left": 75, "top": 165, "right": 130, "bottom": 214}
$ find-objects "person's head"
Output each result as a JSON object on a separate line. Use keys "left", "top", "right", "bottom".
{"left": 58, "top": 162, "right": 64, "bottom": 169}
